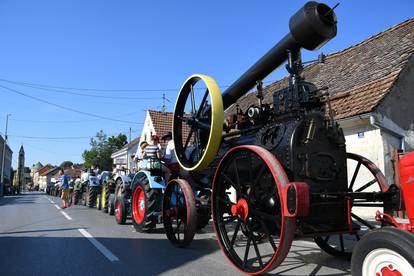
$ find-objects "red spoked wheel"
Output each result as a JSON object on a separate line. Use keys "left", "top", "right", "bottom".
{"left": 163, "top": 179, "right": 197, "bottom": 248}
{"left": 212, "top": 145, "right": 295, "bottom": 275}
{"left": 115, "top": 196, "right": 126, "bottom": 225}
{"left": 314, "top": 152, "right": 390, "bottom": 259}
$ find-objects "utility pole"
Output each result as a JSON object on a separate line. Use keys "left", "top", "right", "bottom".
{"left": 129, "top": 127, "right": 132, "bottom": 143}
{"left": 162, "top": 93, "right": 166, "bottom": 113}
{"left": 1, "top": 114, "right": 11, "bottom": 197}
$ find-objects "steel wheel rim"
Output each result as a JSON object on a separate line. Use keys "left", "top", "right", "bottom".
{"left": 132, "top": 186, "right": 146, "bottom": 224}
{"left": 164, "top": 181, "right": 187, "bottom": 243}
{"left": 212, "top": 146, "right": 295, "bottom": 275}
{"left": 362, "top": 248, "right": 413, "bottom": 276}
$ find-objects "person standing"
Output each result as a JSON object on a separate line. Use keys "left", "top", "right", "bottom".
{"left": 162, "top": 132, "right": 180, "bottom": 182}
{"left": 59, "top": 168, "right": 70, "bottom": 209}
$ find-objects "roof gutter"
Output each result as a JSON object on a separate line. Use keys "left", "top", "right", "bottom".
{"left": 369, "top": 112, "right": 406, "bottom": 150}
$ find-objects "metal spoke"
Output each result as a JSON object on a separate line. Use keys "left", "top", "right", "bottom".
{"left": 351, "top": 213, "right": 375, "bottom": 229}
{"left": 196, "top": 89, "right": 209, "bottom": 119}
{"left": 259, "top": 220, "right": 277, "bottom": 251}
{"left": 324, "top": 236, "right": 330, "bottom": 243}
{"left": 349, "top": 162, "right": 361, "bottom": 191}
{"left": 355, "top": 179, "right": 377, "bottom": 192}
{"left": 222, "top": 172, "right": 241, "bottom": 193}
{"left": 252, "top": 233, "right": 264, "bottom": 268}
{"left": 218, "top": 196, "right": 233, "bottom": 206}
{"left": 175, "top": 219, "right": 182, "bottom": 235}
{"left": 243, "top": 233, "right": 252, "bottom": 268}
{"left": 233, "top": 160, "right": 242, "bottom": 193}
{"left": 190, "top": 84, "right": 197, "bottom": 116}
{"left": 230, "top": 220, "right": 241, "bottom": 247}
{"left": 197, "top": 120, "right": 211, "bottom": 130}
{"left": 183, "top": 127, "right": 194, "bottom": 151}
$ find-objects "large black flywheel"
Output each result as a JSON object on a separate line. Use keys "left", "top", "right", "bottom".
{"left": 173, "top": 74, "right": 223, "bottom": 171}
{"left": 212, "top": 145, "right": 295, "bottom": 275}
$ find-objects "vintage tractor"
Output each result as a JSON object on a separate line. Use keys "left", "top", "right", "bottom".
{"left": 351, "top": 150, "right": 414, "bottom": 276}
{"left": 114, "top": 158, "right": 166, "bottom": 232}
{"left": 79, "top": 173, "right": 101, "bottom": 208}
{"left": 166, "top": 1, "right": 412, "bottom": 274}
{"left": 95, "top": 171, "right": 111, "bottom": 211}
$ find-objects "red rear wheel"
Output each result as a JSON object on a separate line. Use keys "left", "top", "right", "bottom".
{"left": 163, "top": 179, "right": 197, "bottom": 248}
{"left": 115, "top": 196, "right": 126, "bottom": 225}
{"left": 212, "top": 145, "right": 295, "bottom": 275}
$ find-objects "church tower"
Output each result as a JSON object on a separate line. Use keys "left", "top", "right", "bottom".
{"left": 14, "top": 145, "right": 25, "bottom": 193}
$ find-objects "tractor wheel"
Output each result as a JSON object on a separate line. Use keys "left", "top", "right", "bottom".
{"left": 351, "top": 227, "right": 414, "bottom": 276}
{"left": 212, "top": 145, "right": 296, "bottom": 275}
{"left": 131, "top": 175, "right": 157, "bottom": 233}
{"left": 101, "top": 184, "right": 109, "bottom": 213}
{"left": 314, "top": 153, "right": 388, "bottom": 259}
{"left": 88, "top": 187, "right": 97, "bottom": 208}
{"left": 73, "top": 191, "right": 82, "bottom": 205}
{"left": 115, "top": 195, "right": 127, "bottom": 225}
{"left": 108, "top": 194, "right": 115, "bottom": 216}
{"left": 163, "top": 179, "right": 197, "bottom": 247}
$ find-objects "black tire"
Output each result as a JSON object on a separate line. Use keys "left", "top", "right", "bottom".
{"left": 115, "top": 195, "right": 127, "bottom": 224}
{"left": 351, "top": 227, "right": 414, "bottom": 276}
{"left": 108, "top": 194, "right": 115, "bottom": 216}
{"left": 88, "top": 187, "right": 97, "bottom": 208}
{"left": 163, "top": 179, "right": 197, "bottom": 247}
{"left": 82, "top": 191, "right": 87, "bottom": 206}
{"left": 131, "top": 175, "right": 157, "bottom": 233}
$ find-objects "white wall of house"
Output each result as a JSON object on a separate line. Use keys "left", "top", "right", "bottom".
{"left": 139, "top": 111, "right": 156, "bottom": 145}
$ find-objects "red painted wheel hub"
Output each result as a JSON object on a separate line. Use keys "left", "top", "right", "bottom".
{"left": 132, "top": 186, "right": 146, "bottom": 224}
{"left": 380, "top": 265, "right": 403, "bottom": 276}
{"left": 231, "top": 198, "right": 249, "bottom": 220}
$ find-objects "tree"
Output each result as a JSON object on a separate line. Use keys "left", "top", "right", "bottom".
{"left": 82, "top": 130, "right": 127, "bottom": 171}
{"left": 60, "top": 161, "right": 74, "bottom": 168}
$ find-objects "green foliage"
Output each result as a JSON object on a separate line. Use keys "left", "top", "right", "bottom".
{"left": 82, "top": 130, "right": 127, "bottom": 171}
{"left": 60, "top": 161, "right": 74, "bottom": 168}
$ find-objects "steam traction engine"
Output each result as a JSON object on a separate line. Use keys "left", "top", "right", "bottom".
{"left": 161, "top": 2, "right": 414, "bottom": 275}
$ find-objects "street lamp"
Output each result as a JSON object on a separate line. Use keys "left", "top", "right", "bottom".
{"left": 1, "top": 114, "right": 11, "bottom": 197}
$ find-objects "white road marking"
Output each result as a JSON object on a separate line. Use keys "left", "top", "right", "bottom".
{"left": 60, "top": 211, "right": 72, "bottom": 220}
{"left": 54, "top": 204, "right": 61, "bottom": 210}
{"left": 78, "top": 228, "right": 120, "bottom": 262}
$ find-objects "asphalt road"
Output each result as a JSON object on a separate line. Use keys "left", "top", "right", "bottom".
{"left": 0, "top": 192, "right": 351, "bottom": 276}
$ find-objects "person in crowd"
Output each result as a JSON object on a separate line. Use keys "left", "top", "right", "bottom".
{"left": 59, "top": 168, "right": 71, "bottom": 209}
{"left": 162, "top": 132, "right": 180, "bottom": 182}
{"left": 145, "top": 134, "right": 162, "bottom": 159}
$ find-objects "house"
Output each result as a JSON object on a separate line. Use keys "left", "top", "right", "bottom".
{"left": 226, "top": 18, "right": 414, "bottom": 188}
{"left": 38, "top": 166, "right": 60, "bottom": 191}
{"left": 0, "top": 135, "right": 13, "bottom": 195}
{"left": 33, "top": 164, "right": 52, "bottom": 191}
{"left": 64, "top": 164, "right": 84, "bottom": 180}
{"left": 111, "top": 137, "right": 140, "bottom": 171}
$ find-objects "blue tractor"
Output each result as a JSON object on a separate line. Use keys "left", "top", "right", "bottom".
{"left": 114, "top": 158, "right": 166, "bottom": 232}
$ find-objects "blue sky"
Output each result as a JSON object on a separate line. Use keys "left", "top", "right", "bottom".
{"left": 0, "top": 0, "right": 412, "bottom": 168}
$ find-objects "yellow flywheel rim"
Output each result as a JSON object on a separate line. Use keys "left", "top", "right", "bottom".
{"left": 173, "top": 74, "right": 223, "bottom": 171}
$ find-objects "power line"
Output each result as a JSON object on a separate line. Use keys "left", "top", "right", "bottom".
{"left": 9, "top": 111, "right": 145, "bottom": 124}
{"left": 0, "top": 79, "right": 162, "bottom": 100}
{"left": 0, "top": 77, "right": 182, "bottom": 92}
{"left": 0, "top": 84, "right": 142, "bottom": 125}
{"left": 8, "top": 135, "right": 91, "bottom": 140}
